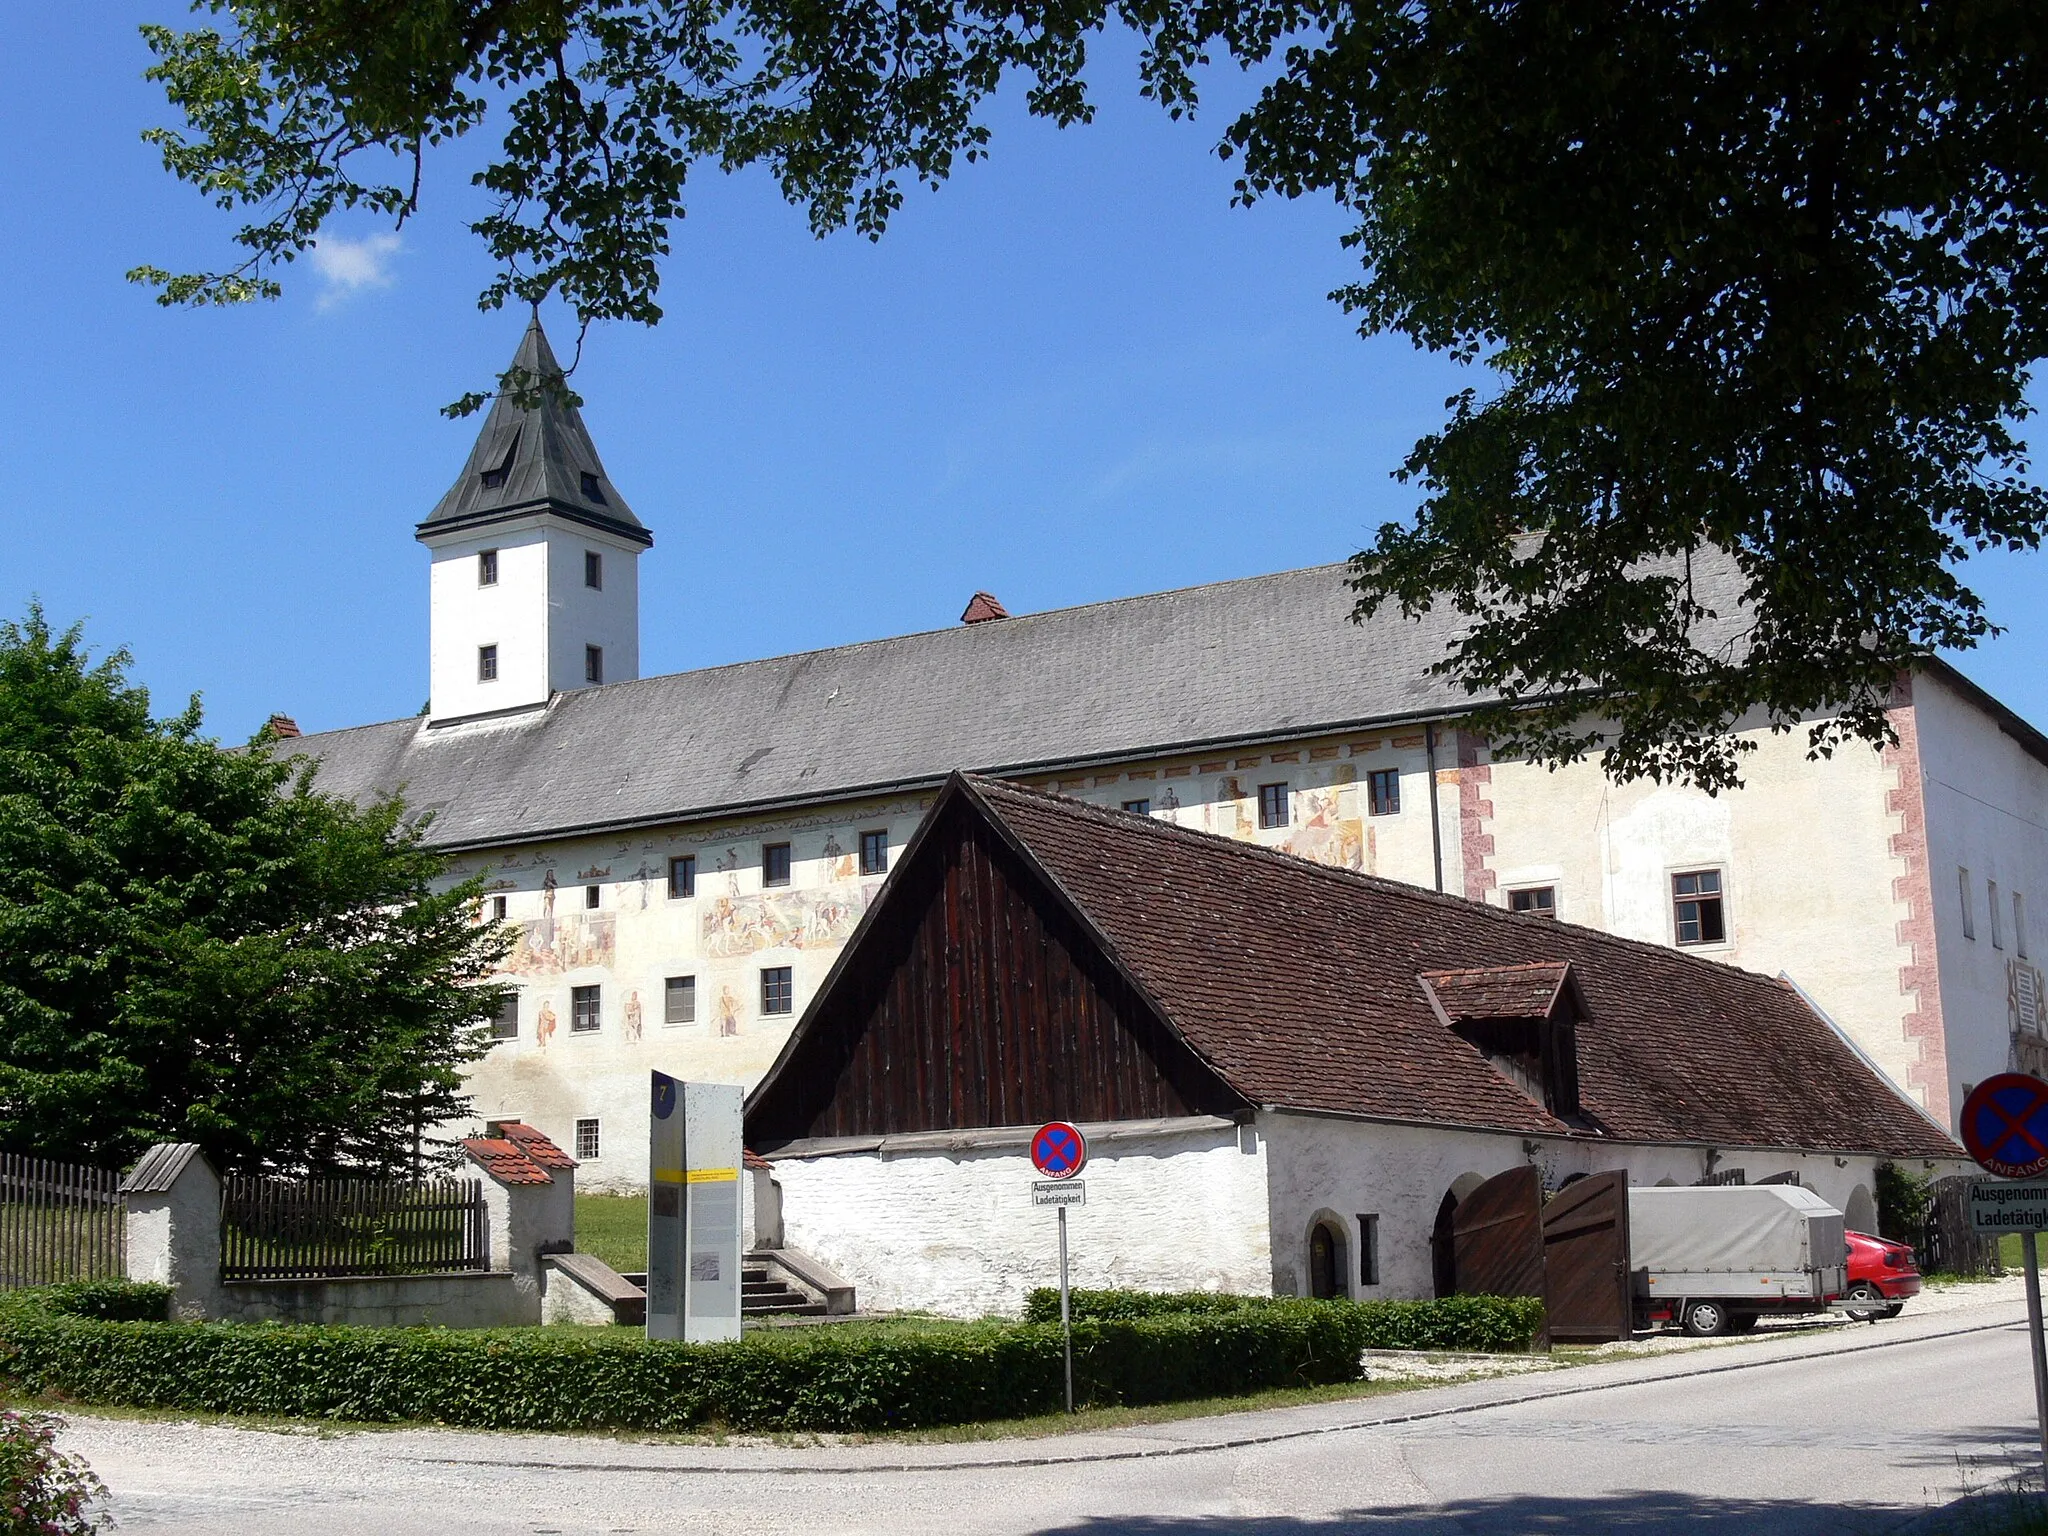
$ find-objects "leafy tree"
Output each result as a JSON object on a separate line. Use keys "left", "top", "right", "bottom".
{"left": 0, "top": 607, "right": 508, "bottom": 1175}
{"left": 132, "top": 2, "right": 2048, "bottom": 785}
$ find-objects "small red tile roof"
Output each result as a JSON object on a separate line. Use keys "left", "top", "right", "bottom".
{"left": 744, "top": 1149, "right": 773, "bottom": 1171}
{"left": 462, "top": 1137, "right": 555, "bottom": 1186}
{"left": 1421, "top": 964, "right": 1572, "bottom": 1022}
{"left": 951, "top": 776, "right": 1959, "bottom": 1159}
{"left": 492, "top": 1121, "right": 578, "bottom": 1170}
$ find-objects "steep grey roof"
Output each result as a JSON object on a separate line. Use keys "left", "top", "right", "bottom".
{"left": 286, "top": 556, "right": 1748, "bottom": 852}
{"left": 418, "top": 315, "right": 650, "bottom": 547}
{"left": 120, "top": 1143, "right": 207, "bottom": 1194}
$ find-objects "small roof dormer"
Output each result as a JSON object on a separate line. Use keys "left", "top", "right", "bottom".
{"left": 417, "top": 314, "right": 651, "bottom": 550}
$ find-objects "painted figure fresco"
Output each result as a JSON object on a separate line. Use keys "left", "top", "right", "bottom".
{"left": 716, "top": 984, "right": 743, "bottom": 1038}
{"left": 822, "top": 835, "right": 857, "bottom": 883}
{"left": 702, "top": 890, "right": 866, "bottom": 958}
{"left": 536, "top": 999, "right": 558, "bottom": 1048}
{"left": 624, "top": 989, "right": 644, "bottom": 1042}
{"left": 504, "top": 911, "right": 617, "bottom": 976}
{"left": 1283, "top": 786, "right": 1366, "bottom": 871}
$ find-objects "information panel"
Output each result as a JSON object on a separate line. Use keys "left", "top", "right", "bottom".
{"left": 645, "top": 1073, "right": 744, "bottom": 1342}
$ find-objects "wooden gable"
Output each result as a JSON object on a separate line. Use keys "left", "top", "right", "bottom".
{"left": 745, "top": 784, "right": 1244, "bottom": 1148}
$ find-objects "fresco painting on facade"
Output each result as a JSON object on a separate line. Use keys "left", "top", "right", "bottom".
{"left": 716, "top": 984, "right": 743, "bottom": 1038}
{"left": 822, "top": 836, "right": 858, "bottom": 882}
{"left": 1282, "top": 782, "right": 1365, "bottom": 872}
{"left": 536, "top": 1000, "right": 558, "bottom": 1047}
{"left": 625, "top": 990, "right": 644, "bottom": 1042}
{"left": 702, "top": 890, "right": 867, "bottom": 958}
{"left": 505, "top": 911, "right": 616, "bottom": 975}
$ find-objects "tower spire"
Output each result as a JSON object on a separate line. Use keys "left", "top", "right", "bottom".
{"left": 417, "top": 314, "right": 651, "bottom": 548}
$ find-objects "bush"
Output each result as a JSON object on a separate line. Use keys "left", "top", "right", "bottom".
{"left": 0, "top": 1409, "right": 110, "bottom": 1535}
{"left": 26, "top": 1283, "right": 173, "bottom": 1323}
{"left": 1023, "top": 1288, "right": 1546, "bottom": 1353}
{"left": 1876, "top": 1160, "right": 1934, "bottom": 1247}
{"left": 0, "top": 1288, "right": 1409, "bottom": 1434}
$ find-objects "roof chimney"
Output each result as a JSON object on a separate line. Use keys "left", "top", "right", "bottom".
{"left": 265, "top": 714, "right": 301, "bottom": 739}
{"left": 960, "top": 591, "right": 1010, "bottom": 625}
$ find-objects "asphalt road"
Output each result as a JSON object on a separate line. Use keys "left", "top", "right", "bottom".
{"left": 59, "top": 1292, "right": 2044, "bottom": 1535}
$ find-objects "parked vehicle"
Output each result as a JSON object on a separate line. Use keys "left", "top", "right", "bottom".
{"left": 1838, "top": 1229, "right": 1921, "bottom": 1321}
{"left": 1629, "top": 1185, "right": 1848, "bottom": 1337}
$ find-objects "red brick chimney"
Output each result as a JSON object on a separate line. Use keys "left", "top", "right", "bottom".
{"left": 266, "top": 714, "right": 302, "bottom": 739}
{"left": 960, "top": 592, "right": 1009, "bottom": 624}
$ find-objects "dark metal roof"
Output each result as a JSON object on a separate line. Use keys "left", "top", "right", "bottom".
{"left": 417, "top": 314, "right": 650, "bottom": 548}
{"left": 119, "top": 1142, "right": 206, "bottom": 1194}
{"left": 286, "top": 556, "right": 1744, "bottom": 851}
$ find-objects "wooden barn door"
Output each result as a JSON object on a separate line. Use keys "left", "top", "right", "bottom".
{"left": 1541, "top": 1170, "right": 1633, "bottom": 1342}
{"left": 1450, "top": 1166, "right": 1548, "bottom": 1345}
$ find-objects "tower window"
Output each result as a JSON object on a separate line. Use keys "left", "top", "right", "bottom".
{"left": 761, "top": 966, "right": 794, "bottom": 1016}
{"left": 477, "top": 645, "right": 498, "bottom": 682}
{"left": 668, "top": 855, "right": 696, "bottom": 899}
{"left": 585, "top": 645, "right": 604, "bottom": 684}
{"left": 762, "top": 842, "right": 792, "bottom": 888}
{"left": 1367, "top": 769, "right": 1401, "bottom": 817}
{"left": 491, "top": 993, "right": 518, "bottom": 1040}
{"left": 1961, "top": 867, "right": 1976, "bottom": 939}
{"left": 584, "top": 884, "right": 600, "bottom": 910}
{"left": 859, "top": 830, "right": 889, "bottom": 876}
{"left": 1258, "top": 783, "right": 1290, "bottom": 829}
{"left": 1672, "top": 870, "right": 1727, "bottom": 945}
{"left": 1509, "top": 886, "right": 1556, "bottom": 917}
{"left": 1122, "top": 799, "right": 1151, "bottom": 816}
{"left": 571, "top": 985, "right": 602, "bottom": 1033}
{"left": 1991, "top": 880, "right": 2005, "bottom": 950}
{"left": 478, "top": 549, "right": 498, "bottom": 586}
{"left": 481, "top": 466, "right": 508, "bottom": 489}
{"left": 584, "top": 551, "right": 603, "bottom": 590}
{"left": 580, "top": 472, "right": 607, "bottom": 505}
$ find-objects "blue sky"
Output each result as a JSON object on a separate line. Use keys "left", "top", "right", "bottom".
{"left": 3, "top": 5, "right": 2043, "bottom": 746}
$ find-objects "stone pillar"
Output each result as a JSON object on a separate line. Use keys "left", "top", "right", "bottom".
{"left": 464, "top": 1140, "right": 575, "bottom": 1323}
{"left": 119, "top": 1144, "right": 222, "bottom": 1321}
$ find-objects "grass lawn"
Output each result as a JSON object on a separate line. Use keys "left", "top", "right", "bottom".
{"left": 575, "top": 1194, "right": 649, "bottom": 1273}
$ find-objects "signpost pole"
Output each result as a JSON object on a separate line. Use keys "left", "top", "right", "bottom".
{"left": 1059, "top": 1203, "right": 1073, "bottom": 1415}
{"left": 2027, "top": 1232, "right": 2048, "bottom": 1495}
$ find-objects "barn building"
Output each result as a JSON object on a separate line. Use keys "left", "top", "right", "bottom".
{"left": 743, "top": 775, "right": 1963, "bottom": 1315}
{"left": 283, "top": 318, "right": 2048, "bottom": 1184}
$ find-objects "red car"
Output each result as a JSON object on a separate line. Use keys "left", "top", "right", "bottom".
{"left": 1839, "top": 1230, "right": 1921, "bottom": 1320}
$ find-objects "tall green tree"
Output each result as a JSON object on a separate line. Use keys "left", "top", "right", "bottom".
{"left": 131, "top": 2, "right": 2048, "bottom": 786}
{"left": 0, "top": 607, "right": 507, "bottom": 1175}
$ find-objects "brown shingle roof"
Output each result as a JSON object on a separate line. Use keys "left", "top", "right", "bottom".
{"left": 962, "top": 776, "right": 1957, "bottom": 1159}
{"left": 1422, "top": 964, "right": 1573, "bottom": 1022}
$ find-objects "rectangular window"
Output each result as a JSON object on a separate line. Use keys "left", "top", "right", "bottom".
{"left": 575, "top": 1118, "right": 601, "bottom": 1160}
{"left": 762, "top": 842, "right": 792, "bottom": 887}
{"left": 1672, "top": 870, "right": 1727, "bottom": 945}
{"left": 665, "top": 975, "right": 696, "bottom": 1025}
{"left": 859, "top": 830, "right": 888, "bottom": 877}
{"left": 571, "top": 984, "right": 601, "bottom": 1033}
{"left": 491, "top": 993, "right": 519, "bottom": 1040}
{"left": 1366, "top": 769, "right": 1401, "bottom": 817}
{"left": 477, "top": 644, "right": 498, "bottom": 682}
{"left": 2019, "top": 893, "right": 2030, "bottom": 960}
{"left": 585, "top": 645, "right": 604, "bottom": 684}
{"left": 1258, "top": 782, "right": 1290, "bottom": 829}
{"left": 1961, "top": 867, "right": 1976, "bottom": 940}
{"left": 1122, "top": 799, "right": 1152, "bottom": 816}
{"left": 668, "top": 854, "right": 696, "bottom": 899}
{"left": 584, "top": 884, "right": 600, "bottom": 910}
{"left": 761, "top": 965, "right": 794, "bottom": 1016}
{"left": 1357, "top": 1214, "right": 1379, "bottom": 1286}
{"left": 478, "top": 549, "right": 498, "bottom": 586}
{"left": 584, "top": 550, "right": 603, "bottom": 590}
{"left": 1991, "top": 880, "right": 2005, "bottom": 950}
{"left": 1509, "top": 886, "right": 1557, "bottom": 918}
{"left": 490, "top": 895, "right": 508, "bottom": 922}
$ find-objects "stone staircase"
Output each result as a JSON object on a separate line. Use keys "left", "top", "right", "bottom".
{"left": 743, "top": 1258, "right": 825, "bottom": 1317}
{"left": 575, "top": 1249, "right": 854, "bottom": 1325}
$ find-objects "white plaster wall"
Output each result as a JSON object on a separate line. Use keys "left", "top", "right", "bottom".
{"left": 1915, "top": 672, "right": 2048, "bottom": 1119}
{"left": 769, "top": 1125, "right": 1272, "bottom": 1318}
{"left": 545, "top": 525, "right": 641, "bottom": 695}
{"left": 1257, "top": 1111, "right": 1922, "bottom": 1301}
{"left": 428, "top": 526, "right": 551, "bottom": 719}
{"left": 1482, "top": 725, "right": 1919, "bottom": 1104}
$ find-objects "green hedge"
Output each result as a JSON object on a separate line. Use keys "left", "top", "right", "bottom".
{"left": 1023, "top": 1288, "right": 1546, "bottom": 1352}
{"left": 0, "top": 1289, "right": 1391, "bottom": 1433}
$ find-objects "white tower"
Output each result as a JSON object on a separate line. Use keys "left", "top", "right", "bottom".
{"left": 418, "top": 316, "right": 653, "bottom": 723}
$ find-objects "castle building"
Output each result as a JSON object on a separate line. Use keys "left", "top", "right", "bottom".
{"left": 290, "top": 320, "right": 2048, "bottom": 1188}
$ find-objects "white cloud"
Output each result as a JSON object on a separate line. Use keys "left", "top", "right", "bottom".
{"left": 308, "top": 232, "right": 402, "bottom": 308}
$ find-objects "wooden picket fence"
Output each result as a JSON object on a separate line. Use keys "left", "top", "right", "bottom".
{"left": 1919, "top": 1175, "right": 2002, "bottom": 1278}
{"left": 219, "top": 1175, "right": 488, "bottom": 1281}
{"left": 0, "top": 1152, "right": 125, "bottom": 1289}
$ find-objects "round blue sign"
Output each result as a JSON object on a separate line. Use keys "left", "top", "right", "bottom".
{"left": 651, "top": 1073, "right": 677, "bottom": 1121}
{"left": 1031, "top": 1121, "right": 1087, "bottom": 1180}
{"left": 1961, "top": 1074, "right": 2048, "bottom": 1179}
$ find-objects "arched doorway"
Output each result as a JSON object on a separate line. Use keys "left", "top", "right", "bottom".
{"left": 1309, "top": 1222, "right": 1343, "bottom": 1299}
{"left": 1431, "top": 1174, "right": 1488, "bottom": 1298}
{"left": 1843, "top": 1184, "right": 1877, "bottom": 1235}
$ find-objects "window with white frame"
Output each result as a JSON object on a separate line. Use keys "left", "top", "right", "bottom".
{"left": 1672, "top": 870, "right": 1727, "bottom": 945}
{"left": 665, "top": 975, "right": 696, "bottom": 1025}
{"left": 575, "top": 1118, "right": 601, "bottom": 1160}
